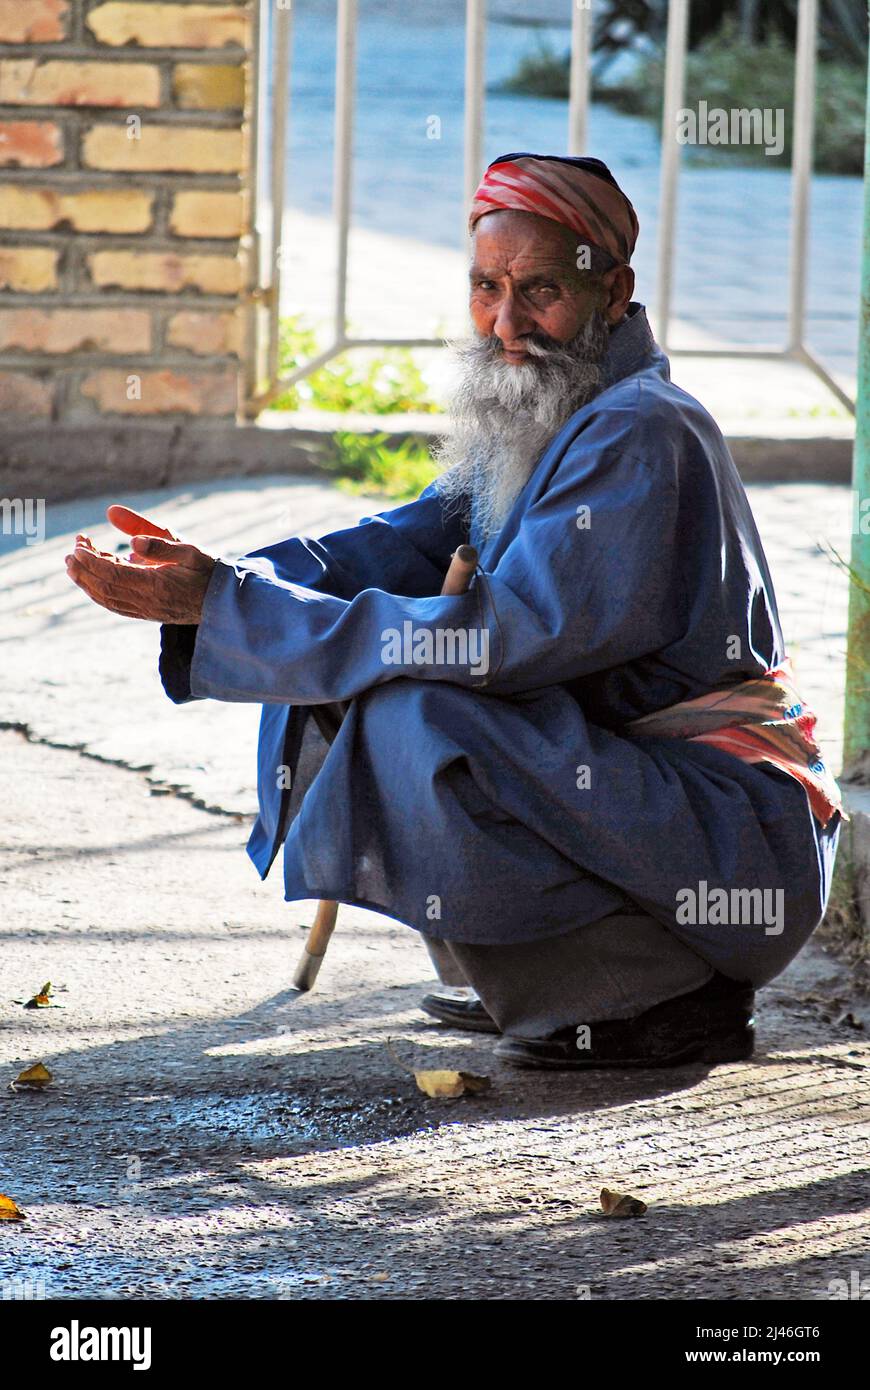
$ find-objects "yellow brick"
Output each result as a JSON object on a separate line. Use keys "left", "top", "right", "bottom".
{"left": 0, "top": 247, "right": 58, "bottom": 292}
{"left": 83, "top": 124, "right": 242, "bottom": 174}
{"left": 0, "top": 120, "right": 63, "bottom": 168}
{"left": 0, "top": 185, "right": 153, "bottom": 233}
{"left": 170, "top": 190, "right": 242, "bottom": 239}
{"left": 172, "top": 63, "right": 244, "bottom": 110}
{"left": 0, "top": 60, "right": 160, "bottom": 108}
{"left": 0, "top": 1, "right": 69, "bottom": 45}
{"left": 166, "top": 309, "right": 242, "bottom": 355}
{"left": 80, "top": 367, "right": 237, "bottom": 415}
{"left": 0, "top": 308, "right": 151, "bottom": 353}
{"left": 88, "top": 250, "right": 242, "bottom": 295}
{"left": 87, "top": 4, "right": 248, "bottom": 50}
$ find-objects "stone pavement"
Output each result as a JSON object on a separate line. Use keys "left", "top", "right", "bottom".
{"left": 0, "top": 730, "right": 868, "bottom": 1301}
{"left": 1, "top": 477, "right": 370, "bottom": 818}
{"left": 1, "top": 473, "right": 867, "bottom": 1302}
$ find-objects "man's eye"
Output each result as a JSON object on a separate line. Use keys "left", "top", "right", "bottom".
{"left": 473, "top": 280, "right": 496, "bottom": 291}
{"left": 529, "top": 283, "right": 559, "bottom": 298}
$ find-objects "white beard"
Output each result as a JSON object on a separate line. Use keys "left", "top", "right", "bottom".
{"left": 434, "top": 311, "right": 610, "bottom": 539}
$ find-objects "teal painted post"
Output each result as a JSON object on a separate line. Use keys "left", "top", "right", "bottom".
{"left": 843, "top": 44, "right": 870, "bottom": 774}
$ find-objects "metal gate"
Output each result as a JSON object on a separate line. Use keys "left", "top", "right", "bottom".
{"left": 242, "top": 0, "right": 856, "bottom": 418}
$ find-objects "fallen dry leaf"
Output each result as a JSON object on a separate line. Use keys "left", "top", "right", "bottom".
{"left": 386, "top": 1039, "right": 491, "bottom": 1098}
{"left": 12, "top": 1062, "right": 52, "bottom": 1090}
{"left": 414, "top": 1069, "right": 491, "bottom": 1099}
{"left": 0, "top": 1193, "right": 25, "bottom": 1221}
{"left": 600, "top": 1187, "right": 647, "bottom": 1218}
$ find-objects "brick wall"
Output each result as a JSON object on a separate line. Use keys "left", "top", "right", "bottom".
{"left": 0, "top": 0, "right": 251, "bottom": 433}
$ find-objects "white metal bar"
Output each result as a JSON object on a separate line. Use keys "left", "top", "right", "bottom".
{"left": 333, "top": 0, "right": 358, "bottom": 341}
{"left": 243, "top": 0, "right": 266, "bottom": 402}
{"left": 463, "top": 0, "right": 486, "bottom": 242}
{"left": 268, "top": 3, "right": 293, "bottom": 387}
{"left": 667, "top": 347, "right": 792, "bottom": 359}
{"left": 251, "top": 336, "right": 448, "bottom": 412}
{"left": 667, "top": 341, "right": 855, "bottom": 411}
{"left": 655, "top": 0, "right": 689, "bottom": 351}
{"left": 256, "top": 339, "right": 854, "bottom": 416}
{"left": 253, "top": 0, "right": 270, "bottom": 250}
{"left": 244, "top": 0, "right": 854, "bottom": 427}
{"left": 792, "top": 343, "right": 856, "bottom": 413}
{"left": 345, "top": 337, "right": 447, "bottom": 349}
{"left": 254, "top": 342, "right": 348, "bottom": 410}
{"left": 788, "top": 0, "right": 818, "bottom": 352}
{"left": 568, "top": 0, "right": 591, "bottom": 155}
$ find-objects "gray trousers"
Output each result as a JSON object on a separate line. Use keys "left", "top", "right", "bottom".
{"left": 422, "top": 912, "right": 714, "bottom": 1039}
{"left": 294, "top": 716, "right": 714, "bottom": 1038}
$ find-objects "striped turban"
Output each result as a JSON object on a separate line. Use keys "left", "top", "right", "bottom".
{"left": 468, "top": 152, "right": 639, "bottom": 266}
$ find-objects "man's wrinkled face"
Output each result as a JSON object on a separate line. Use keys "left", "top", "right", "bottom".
{"left": 436, "top": 209, "right": 634, "bottom": 539}
{"left": 469, "top": 209, "right": 629, "bottom": 361}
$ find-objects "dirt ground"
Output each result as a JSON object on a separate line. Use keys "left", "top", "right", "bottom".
{"left": 1, "top": 728, "right": 868, "bottom": 1302}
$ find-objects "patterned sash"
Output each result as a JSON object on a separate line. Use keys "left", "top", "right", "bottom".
{"left": 627, "top": 658, "right": 844, "bottom": 829}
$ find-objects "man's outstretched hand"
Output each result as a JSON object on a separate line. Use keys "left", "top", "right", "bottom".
{"left": 65, "top": 506, "right": 217, "bottom": 624}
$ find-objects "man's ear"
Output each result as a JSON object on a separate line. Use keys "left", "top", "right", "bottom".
{"left": 601, "top": 263, "right": 635, "bottom": 325}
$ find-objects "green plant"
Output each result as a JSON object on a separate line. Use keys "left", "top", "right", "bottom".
{"left": 329, "top": 431, "right": 440, "bottom": 500}
{"left": 274, "top": 315, "right": 439, "bottom": 415}
{"left": 496, "top": 39, "right": 570, "bottom": 98}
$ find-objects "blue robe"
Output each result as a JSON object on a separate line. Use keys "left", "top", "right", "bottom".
{"left": 160, "top": 305, "right": 839, "bottom": 987}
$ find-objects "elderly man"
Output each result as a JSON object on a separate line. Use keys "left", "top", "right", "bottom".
{"left": 67, "top": 153, "right": 842, "bottom": 1069}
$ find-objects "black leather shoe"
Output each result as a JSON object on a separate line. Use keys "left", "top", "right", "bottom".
{"left": 420, "top": 988, "right": 500, "bottom": 1034}
{"left": 494, "top": 972, "right": 755, "bottom": 1070}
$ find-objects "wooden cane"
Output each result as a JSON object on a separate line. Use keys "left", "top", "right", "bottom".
{"left": 292, "top": 544, "right": 479, "bottom": 991}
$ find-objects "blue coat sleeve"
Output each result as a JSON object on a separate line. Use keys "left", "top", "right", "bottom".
{"left": 159, "top": 483, "right": 466, "bottom": 703}
{"left": 228, "top": 485, "right": 465, "bottom": 600}
{"left": 186, "top": 422, "right": 686, "bottom": 705}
